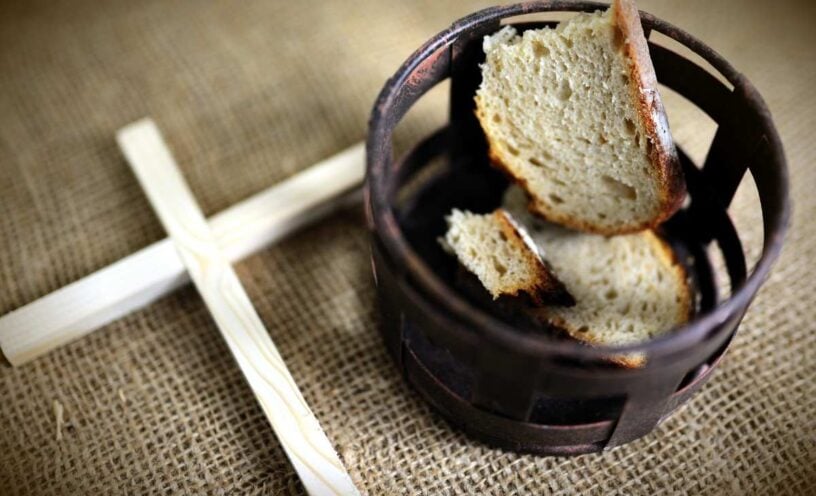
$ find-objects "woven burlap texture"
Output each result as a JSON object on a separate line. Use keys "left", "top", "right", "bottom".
{"left": 0, "top": 0, "right": 813, "bottom": 494}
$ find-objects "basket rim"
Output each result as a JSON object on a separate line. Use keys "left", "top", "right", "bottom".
{"left": 365, "top": 0, "right": 791, "bottom": 363}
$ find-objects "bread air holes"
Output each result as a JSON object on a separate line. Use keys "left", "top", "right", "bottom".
{"left": 604, "top": 289, "right": 618, "bottom": 300}
{"left": 505, "top": 143, "right": 521, "bottom": 156}
{"left": 492, "top": 257, "right": 508, "bottom": 276}
{"left": 624, "top": 118, "right": 636, "bottom": 136}
{"left": 528, "top": 156, "right": 554, "bottom": 169}
{"left": 549, "top": 193, "right": 565, "bottom": 204}
{"left": 532, "top": 41, "right": 550, "bottom": 58}
{"left": 601, "top": 175, "right": 637, "bottom": 201}
{"left": 492, "top": 113, "right": 502, "bottom": 124}
{"left": 557, "top": 80, "right": 573, "bottom": 101}
{"left": 645, "top": 139, "right": 655, "bottom": 158}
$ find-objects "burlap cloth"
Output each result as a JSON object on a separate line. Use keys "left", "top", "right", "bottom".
{"left": 0, "top": 0, "right": 813, "bottom": 494}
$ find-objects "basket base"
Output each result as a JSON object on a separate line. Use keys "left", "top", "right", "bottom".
{"left": 376, "top": 297, "right": 727, "bottom": 455}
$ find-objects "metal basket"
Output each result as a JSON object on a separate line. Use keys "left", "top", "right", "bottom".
{"left": 365, "top": 1, "right": 790, "bottom": 455}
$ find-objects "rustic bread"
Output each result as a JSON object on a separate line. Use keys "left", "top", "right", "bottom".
{"left": 504, "top": 187, "right": 692, "bottom": 367}
{"left": 475, "top": 0, "right": 685, "bottom": 235}
{"left": 441, "top": 208, "right": 574, "bottom": 306}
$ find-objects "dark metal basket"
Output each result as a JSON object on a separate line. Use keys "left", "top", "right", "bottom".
{"left": 365, "top": 1, "right": 789, "bottom": 455}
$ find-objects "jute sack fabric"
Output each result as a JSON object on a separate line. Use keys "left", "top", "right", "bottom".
{"left": 0, "top": 0, "right": 813, "bottom": 494}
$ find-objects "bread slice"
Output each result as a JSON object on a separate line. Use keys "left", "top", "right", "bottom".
{"left": 475, "top": 0, "right": 685, "bottom": 235}
{"left": 504, "top": 187, "right": 692, "bottom": 367}
{"left": 441, "top": 208, "right": 574, "bottom": 306}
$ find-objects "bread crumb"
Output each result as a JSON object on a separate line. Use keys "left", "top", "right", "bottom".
{"left": 53, "top": 400, "right": 64, "bottom": 442}
{"left": 117, "top": 388, "right": 127, "bottom": 404}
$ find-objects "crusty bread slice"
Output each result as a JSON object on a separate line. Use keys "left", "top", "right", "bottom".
{"left": 504, "top": 186, "right": 692, "bottom": 367}
{"left": 475, "top": 0, "right": 685, "bottom": 235}
{"left": 441, "top": 208, "right": 574, "bottom": 306}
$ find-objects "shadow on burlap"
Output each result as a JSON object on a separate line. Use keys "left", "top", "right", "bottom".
{"left": 0, "top": 0, "right": 813, "bottom": 494}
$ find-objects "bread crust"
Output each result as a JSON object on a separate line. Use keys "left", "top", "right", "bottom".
{"left": 546, "top": 317, "right": 648, "bottom": 368}
{"left": 613, "top": 0, "right": 686, "bottom": 226}
{"left": 493, "top": 209, "right": 576, "bottom": 306}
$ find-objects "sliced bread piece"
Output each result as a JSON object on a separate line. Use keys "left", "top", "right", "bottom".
{"left": 441, "top": 208, "right": 574, "bottom": 306}
{"left": 476, "top": 0, "right": 685, "bottom": 235}
{"left": 504, "top": 187, "right": 692, "bottom": 367}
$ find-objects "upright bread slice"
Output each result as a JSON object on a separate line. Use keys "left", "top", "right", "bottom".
{"left": 504, "top": 187, "right": 692, "bottom": 367}
{"left": 476, "top": 0, "right": 685, "bottom": 235}
{"left": 441, "top": 208, "right": 574, "bottom": 306}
